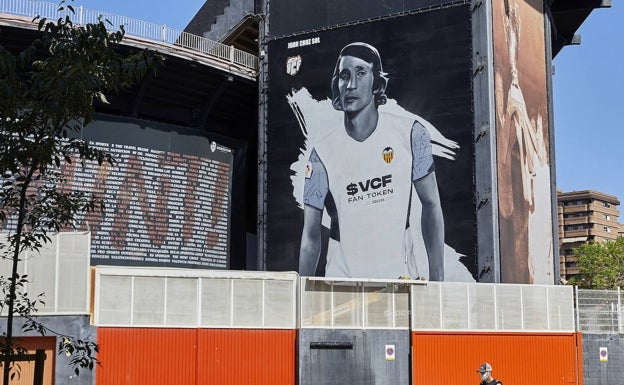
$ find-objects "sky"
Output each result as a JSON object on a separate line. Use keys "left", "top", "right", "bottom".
{"left": 73, "top": 0, "right": 205, "bottom": 30}
{"left": 552, "top": 3, "right": 624, "bottom": 202}
{"left": 74, "top": 0, "right": 623, "bottom": 201}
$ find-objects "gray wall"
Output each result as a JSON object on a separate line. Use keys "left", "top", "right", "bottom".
{"left": 298, "top": 329, "right": 411, "bottom": 385}
{"left": 582, "top": 333, "right": 624, "bottom": 385}
{"left": 268, "top": 0, "right": 460, "bottom": 38}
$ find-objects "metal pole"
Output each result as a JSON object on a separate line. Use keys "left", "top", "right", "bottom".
{"left": 256, "top": 2, "right": 269, "bottom": 271}
{"left": 574, "top": 285, "right": 580, "bottom": 331}
{"left": 618, "top": 286, "right": 622, "bottom": 333}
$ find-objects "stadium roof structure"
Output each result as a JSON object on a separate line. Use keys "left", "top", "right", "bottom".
{"left": 549, "top": 0, "right": 612, "bottom": 57}
{"left": 0, "top": 11, "right": 258, "bottom": 139}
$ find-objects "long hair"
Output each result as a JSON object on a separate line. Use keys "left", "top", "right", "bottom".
{"left": 331, "top": 42, "right": 388, "bottom": 111}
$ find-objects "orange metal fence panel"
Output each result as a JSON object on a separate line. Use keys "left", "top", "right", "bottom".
{"left": 96, "top": 328, "right": 296, "bottom": 385}
{"left": 197, "top": 329, "right": 296, "bottom": 385}
{"left": 412, "top": 331, "right": 583, "bottom": 385}
{"left": 96, "top": 328, "right": 197, "bottom": 385}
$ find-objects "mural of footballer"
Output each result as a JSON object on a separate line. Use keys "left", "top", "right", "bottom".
{"left": 297, "top": 42, "right": 445, "bottom": 280}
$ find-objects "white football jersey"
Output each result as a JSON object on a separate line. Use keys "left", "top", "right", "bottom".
{"left": 313, "top": 111, "right": 422, "bottom": 279}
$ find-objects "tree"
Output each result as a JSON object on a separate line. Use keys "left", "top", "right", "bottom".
{"left": 572, "top": 237, "right": 624, "bottom": 289}
{"left": 0, "top": 1, "right": 162, "bottom": 382}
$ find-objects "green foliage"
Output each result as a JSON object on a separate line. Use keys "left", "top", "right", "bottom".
{"left": 0, "top": 0, "right": 162, "bottom": 381}
{"left": 572, "top": 237, "right": 624, "bottom": 289}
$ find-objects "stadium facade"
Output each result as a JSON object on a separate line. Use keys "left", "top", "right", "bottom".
{"left": 0, "top": 1, "right": 619, "bottom": 384}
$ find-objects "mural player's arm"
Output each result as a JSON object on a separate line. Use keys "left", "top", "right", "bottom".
{"left": 299, "top": 149, "right": 329, "bottom": 276}
{"left": 411, "top": 122, "right": 445, "bottom": 281}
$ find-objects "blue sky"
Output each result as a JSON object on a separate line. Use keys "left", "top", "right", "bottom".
{"left": 74, "top": 1, "right": 204, "bottom": 30}
{"left": 75, "top": 1, "right": 623, "bottom": 202}
{"left": 553, "top": 3, "right": 623, "bottom": 202}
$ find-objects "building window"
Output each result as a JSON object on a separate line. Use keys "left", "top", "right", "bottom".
{"left": 566, "top": 262, "right": 578, "bottom": 268}
{"left": 604, "top": 214, "right": 610, "bottom": 220}
{"left": 603, "top": 202, "right": 611, "bottom": 208}
{"left": 604, "top": 226, "right": 611, "bottom": 233}
{"left": 565, "top": 224, "right": 589, "bottom": 231}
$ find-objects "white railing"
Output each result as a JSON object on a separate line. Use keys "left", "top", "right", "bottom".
{"left": 411, "top": 282, "right": 576, "bottom": 332}
{"left": 299, "top": 277, "right": 422, "bottom": 329}
{"left": 576, "top": 287, "right": 623, "bottom": 334}
{"left": 94, "top": 267, "right": 298, "bottom": 329}
{"left": 0, "top": 0, "right": 258, "bottom": 73}
{"left": 299, "top": 279, "right": 577, "bottom": 332}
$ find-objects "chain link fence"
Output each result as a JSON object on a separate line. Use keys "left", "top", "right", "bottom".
{"left": 576, "top": 287, "right": 623, "bottom": 334}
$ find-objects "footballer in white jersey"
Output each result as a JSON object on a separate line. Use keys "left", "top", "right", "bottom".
{"left": 298, "top": 42, "right": 445, "bottom": 281}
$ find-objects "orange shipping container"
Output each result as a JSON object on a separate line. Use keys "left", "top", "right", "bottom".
{"left": 96, "top": 328, "right": 296, "bottom": 385}
{"left": 412, "top": 331, "right": 583, "bottom": 385}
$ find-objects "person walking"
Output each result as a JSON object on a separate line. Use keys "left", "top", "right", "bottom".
{"left": 477, "top": 362, "right": 502, "bottom": 385}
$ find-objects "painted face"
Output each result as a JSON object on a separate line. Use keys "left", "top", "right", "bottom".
{"left": 337, "top": 55, "right": 376, "bottom": 114}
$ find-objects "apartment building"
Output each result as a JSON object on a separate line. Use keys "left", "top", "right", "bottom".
{"left": 557, "top": 190, "right": 621, "bottom": 281}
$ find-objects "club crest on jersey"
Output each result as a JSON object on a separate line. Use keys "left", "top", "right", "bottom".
{"left": 382, "top": 147, "right": 394, "bottom": 164}
{"left": 305, "top": 162, "right": 312, "bottom": 178}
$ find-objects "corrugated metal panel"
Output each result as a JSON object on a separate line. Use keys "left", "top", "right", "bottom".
{"left": 575, "top": 332, "right": 584, "bottom": 384}
{"left": 197, "top": 329, "right": 296, "bottom": 385}
{"left": 96, "top": 328, "right": 197, "bottom": 385}
{"left": 412, "top": 332, "right": 582, "bottom": 385}
{"left": 96, "top": 328, "right": 296, "bottom": 385}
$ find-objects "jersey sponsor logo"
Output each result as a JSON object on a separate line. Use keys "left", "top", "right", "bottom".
{"left": 382, "top": 146, "right": 394, "bottom": 164}
{"left": 346, "top": 174, "right": 392, "bottom": 196}
{"left": 286, "top": 55, "right": 302, "bottom": 76}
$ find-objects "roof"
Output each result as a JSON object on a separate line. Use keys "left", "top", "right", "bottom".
{"left": 0, "top": 16, "right": 258, "bottom": 138}
{"left": 219, "top": 15, "right": 260, "bottom": 55}
{"left": 557, "top": 190, "right": 621, "bottom": 205}
{"left": 549, "top": 0, "right": 612, "bottom": 57}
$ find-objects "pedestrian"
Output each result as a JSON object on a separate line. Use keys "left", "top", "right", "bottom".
{"left": 477, "top": 362, "right": 502, "bottom": 385}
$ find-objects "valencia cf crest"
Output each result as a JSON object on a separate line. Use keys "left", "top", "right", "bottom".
{"left": 305, "top": 161, "right": 312, "bottom": 178}
{"left": 382, "top": 147, "right": 394, "bottom": 164}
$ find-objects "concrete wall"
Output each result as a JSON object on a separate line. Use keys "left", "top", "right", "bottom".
{"left": 298, "top": 329, "right": 410, "bottom": 385}
{"left": 582, "top": 333, "right": 624, "bottom": 385}
{"left": 203, "top": 0, "right": 254, "bottom": 41}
